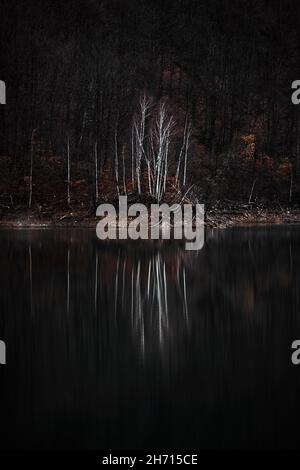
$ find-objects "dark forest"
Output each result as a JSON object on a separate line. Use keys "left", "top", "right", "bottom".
{"left": 1, "top": 0, "right": 300, "bottom": 223}
{"left": 3, "top": 1, "right": 300, "bottom": 454}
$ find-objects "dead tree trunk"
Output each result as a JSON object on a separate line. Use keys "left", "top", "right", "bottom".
{"left": 29, "top": 128, "right": 37, "bottom": 209}
{"left": 95, "top": 141, "right": 99, "bottom": 202}
{"left": 67, "top": 137, "right": 71, "bottom": 207}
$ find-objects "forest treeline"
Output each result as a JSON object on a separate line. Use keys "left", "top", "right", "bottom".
{"left": 1, "top": 0, "right": 300, "bottom": 212}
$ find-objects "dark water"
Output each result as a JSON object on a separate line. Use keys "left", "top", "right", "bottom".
{"left": 0, "top": 226, "right": 300, "bottom": 449}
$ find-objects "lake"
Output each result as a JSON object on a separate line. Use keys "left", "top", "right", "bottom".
{"left": 0, "top": 226, "right": 300, "bottom": 449}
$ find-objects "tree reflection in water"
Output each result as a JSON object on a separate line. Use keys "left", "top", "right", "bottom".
{"left": 95, "top": 242, "right": 196, "bottom": 358}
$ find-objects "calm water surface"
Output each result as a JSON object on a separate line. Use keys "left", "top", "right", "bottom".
{"left": 0, "top": 226, "right": 300, "bottom": 449}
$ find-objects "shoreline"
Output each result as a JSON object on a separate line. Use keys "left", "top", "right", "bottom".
{"left": 0, "top": 207, "right": 300, "bottom": 229}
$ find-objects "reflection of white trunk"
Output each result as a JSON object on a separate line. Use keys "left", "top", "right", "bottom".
{"left": 95, "top": 251, "right": 98, "bottom": 313}
{"left": 131, "top": 253, "right": 186, "bottom": 349}
{"left": 67, "top": 247, "right": 70, "bottom": 314}
{"left": 183, "top": 267, "right": 188, "bottom": 322}
{"left": 122, "top": 258, "right": 126, "bottom": 305}
{"left": 29, "top": 243, "right": 33, "bottom": 317}
{"left": 114, "top": 253, "right": 120, "bottom": 319}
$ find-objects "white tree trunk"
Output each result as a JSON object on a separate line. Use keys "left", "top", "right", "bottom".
{"left": 248, "top": 179, "right": 257, "bottom": 204}
{"left": 290, "top": 167, "right": 293, "bottom": 203}
{"left": 95, "top": 141, "right": 99, "bottom": 202}
{"left": 115, "top": 128, "right": 120, "bottom": 196}
{"left": 29, "top": 128, "right": 37, "bottom": 209}
{"left": 122, "top": 144, "right": 127, "bottom": 195}
{"left": 67, "top": 137, "right": 71, "bottom": 206}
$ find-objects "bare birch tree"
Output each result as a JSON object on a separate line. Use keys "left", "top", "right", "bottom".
{"left": 114, "top": 127, "right": 120, "bottom": 196}
{"left": 95, "top": 141, "right": 99, "bottom": 202}
{"left": 151, "top": 103, "right": 174, "bottom": 201}
{"left": 133, "top": 94, "right": 151, "bottom": 196}
{"left": 130, "top": 95, "right": 192, "bottom": 202}
{"left": 67, "top": 137, "right": 71, "bottom": 207}
{"left": 175, "top": 117, "right": 192, "bottom": 188}
{"left": 122, "top": 144, "right": 127, "bottom": 195}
